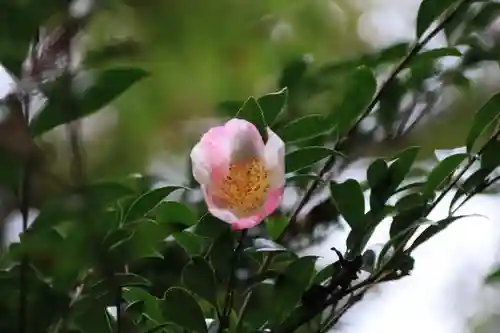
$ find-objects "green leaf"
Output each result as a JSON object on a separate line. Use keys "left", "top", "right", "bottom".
{"left": 174, "top": 231, "right": 208, "bottom": 256}
{"left": 124, "top": 186, "right": 189, "bottom": 223}
{"left": 182, "top": 256, "right": 218, "bottom": 309}
{"left": 156, "top": 201, "right": 197, "bottom": 227}
{"left": 245, "top": 238, "right": 287, "bottom": 253}
{"left": 466, "top": 92, "right": 500, "bottom": 152}
{"left": 410, "top": 47, "right": 461, "bottom": 68}
{"left": 367, "top": 158, "right": 390, "bottom": 212}
{"left": 448, "top": 168, "right": 491, "bottom": 213}
{"left": 195, "top": 215, "right": 230, "bottom": 239}
{"left": 161, "top": 287, "right": 208, "bottom": 333}
{"left": 486, "top": 267, "right": 500, "bottom": 284}
{"left": 271, "top": 256, "right": 317, "bottom": 325}
{"left": 388, "top": 146, "right": 420, "bottom": 190}
{"left": 30, "top": 67, "right": 149, "bottom": 136}
{"left": 285, "top": 147, "right": 342, "bottom": 173}
{"left": 235, "top": 97, "right": 268, "bottom": 142}
{"left": 327, "top": 66, "right": 377, "bottom": 135}
{"left": 266, "top": 216, "right": 289, "bottom": 241}
{"left": 209, "top": 231, "right": 234, "bottom": 282}
{"left": 408, "top": 215, "right": 470, "bottom": 252}
{"left": 123, "top": 287, "right": 163, "bottom": 329}
{"left": 313, "top": 262, "right": 339, "bottom": 285}
{"left": 330, "top": 179, "right": 365, "bottom": 230}
{"left": 275, "top": 115, "right": 330, "bottom": 143}
{"left": 422, "top": 153, "right": 468, "bottom": 197}
{"left": 258, "top": 88, "right": 288, "bottom": 126}
{"left": 416, "top": 0, "right": 457, "bottom": 38}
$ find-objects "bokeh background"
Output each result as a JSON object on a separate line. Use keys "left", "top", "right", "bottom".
{"left": 3, "top": 0, "right": 500, "bottom": 332}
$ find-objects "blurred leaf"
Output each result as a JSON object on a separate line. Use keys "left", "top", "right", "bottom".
{"left": 258, "top": 88, "right": 288, "bottom": 126}
{"left": 313, "top": 262, "right": 339, "bottom": 285}
{"left": 161, "top": 287, "right": 208, "bottom": 333}
{"left": 408, "top": 215, "right": 470, "bottom": 252}
{"left": 416, "top": 0, "right": 457, "bottom": 38}
{"left": 195, "top": 215, "right": 230, "bottom": 239}
{"left": 174, "top": 231, "right": 208, "bottom": 256}
{"left": 466, "top": 92, "right": 500, "bottom": 152}
{"left": 123, "top": 287, "right": 163, "bottom": 329}
{"left": 245, "top": 238, "right": 287, "bottom": 253}
{"left": 30, "top": 67, "right": 149, "bottom": 136}
{"left": 486, "top": 267, "right": 500, "bottom": 284}
{"left": 449, "top": 168, "right": 491, "bottom": 213}
{"left": 327, "top": 66, "right": 377, "bottom": 135}
{"left": 156, "top": 201, "right": 197, "bottom": 227}
{"left": 74, "top": 304, "right": 115, "bottom": 333}
{"left": 235, "top": 97, "right": 268, "bottom": 142}
{"left": 275, "top": 114, "right": 330, "bottom": 143}
{"left": 279, "top": 57, "right": 308, "bottom": 90}
{"left": 266, "top": 216, "right": 289, "bottom": 241}
{"left": 124, "top": 186, "right": 188, "bottom": 223}
{"left": 388, "top": 147, "right": 420, "bottom": 190}
{"left": 182, "top": 256, "right": 218, "bottom": 309}
{"left": 84, "top": 39, "right": 143, "bottom": 67}
{"left": 411, "top": 47, "right": 461, "bottom": 67}
{"left": 330, "top": 179, "right": 365, "bottom": 230}
{"left": 434, "top": 146, "right": 467, "bottom": 161}
{"left": 367, "top": 158, "right": 390, "bottom": 212}
{"left": 285, "top": 147, "right": 342, "bottom": 173}
{"left": 209, "top": 231, "right": 234, "bottom": 282}
{"left": 271, "top": 256, "right": 317, "bottom": 326}
{"left": 389, "top": 193, "right": 428, "bottom": 244}
{"left": 422, "top": 153, "right": 468, "bottom": 197}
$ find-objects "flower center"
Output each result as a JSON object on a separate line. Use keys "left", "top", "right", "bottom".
{"left": 214, "top": 157, "right": 270, "bottom": 217}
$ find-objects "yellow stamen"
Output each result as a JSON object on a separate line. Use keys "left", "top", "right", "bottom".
{"left": 214, "top": 157, "right": 270, "bottom": 217}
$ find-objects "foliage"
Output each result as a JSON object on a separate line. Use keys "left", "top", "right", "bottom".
{"left": 1, "top": 1, "right": 500, "bottom": 333}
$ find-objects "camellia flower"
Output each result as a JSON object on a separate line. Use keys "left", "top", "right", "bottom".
{"left": 190, "top": 118, "right": 285, "bottom": 230}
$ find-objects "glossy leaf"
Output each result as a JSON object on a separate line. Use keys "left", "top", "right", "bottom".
{"left": 156, "top": 201, "right": 197, "bottom": 227}
{"left": 182, "top": 256, "right": 218, "bottom": 308}
{"left": 408, "top": 215, "right": 470, "bottom": 252}
{"left": 266, "top": 216, "right": 289, "bottom": 241}
{"left": 330, "top": 179, "right": 365, "bottom": 230}
{"left": 416, "top": 0, "right": 457, "bottom": 38}
{"left": 161, "top": 287, "right": 208, "bottom": 333}
{"left": 327, "top": 66, "right": 377, "bottom": 135}
{"left": 466, "top": 92, "right": 500, "bottom": 152}
{"left": 235, "top": 97, "right": 268, "bottom": 142}
{"left": 276, "top": 114, "right": 330, "bottom": 143}
{"left": 285, "top": 147, "right": 343, "bottom": 173}
{"left": 258, "top": 88, "right": 288, "bottom": 126}
{"left": 124, "top": 186, "right": 188, "bottom": 223}
{"left": 422, "top": 153, "right": 468, "bottom": 197}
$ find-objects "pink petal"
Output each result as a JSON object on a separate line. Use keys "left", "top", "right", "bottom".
{"left": 264, "top": 128, "right": 285, "bottom": 188}
{"left": 201, "top": 185, "right": 238, "bottom": 223}
{"left": 190, "top": 126, "right": 231, "bottom": 185}
{"left": 231, "top": 186, "right": 284, "bottom": 230}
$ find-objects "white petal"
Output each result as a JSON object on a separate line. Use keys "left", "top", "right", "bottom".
{"left": 264, "top": 127, "right": 285, "bottom": 188}
{"left": 224, "top": 118, "right": 265, "bottom": 163}
{"left": 190, "top": 142, "right": 211, "bottom": 185}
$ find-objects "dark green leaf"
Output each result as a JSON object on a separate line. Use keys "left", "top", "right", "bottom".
{"left": 174, "top": 231, "right": 208, "bottom": 256}
{"left": 330, "top": 179, "right": 365, "bottom": 230}
{"left": 486, "top": 267, "right": 500, "bottom": 284}
{"left": 235, "top": 97, "right": 268, "bottom": 142}
{"left": 408, "top": 215, "right": 470, "bottom": 252}
{"left": 161, "top": 287, "right": 208, "bottom": 333}
{"left": 411, "top": 47, "right": 461, "bottom": 68}
{"left": 124, "top": 186, "right": 188, "bottom": 223}
{"left": 285, "top": 147, "right": 342, "bottom": 173}
{"left": 123, "top": 287, "right": 163, "bottom": 328}
{"left": 422, "top": 153, "right": 468, "bottom": 197}
{"left": 156, "top": 201, "right": 197, "bottom": 227}
{"left": 182, "top": 256, "right": 218, "bottom": 308}
{"left": 313, "top": 262, "right": 339, "bottom": 285}
{"left": 449, "top": 168, "right": 491, "bottom": 213}
{"left": 194, "top": 215, "right": 230, "bottom": 239}
{"left": 209, "top": 231, "right": 234, "bottom": 281}
{"left": 30, "top": 67, "right": 149, "bottom": 136}
{"left": 266, "top": 216, "right": 289, "bottom": 241}
{"left": 416, "top": 0, "right": 457, "bottom": 38}
{"left": 258, "top": 88, "right": 288, "bottom": 126}
{"left": 271, "top": 256, "right": 317, "bottom": 325}
{"left": 466, "top": 92, "right": 500, "bottom": 152}
{"left": 327, "top": 66, "right": 377, "bottom": 135}
{"left": 276, "top": 115, "right": 330, "bottom": 143}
